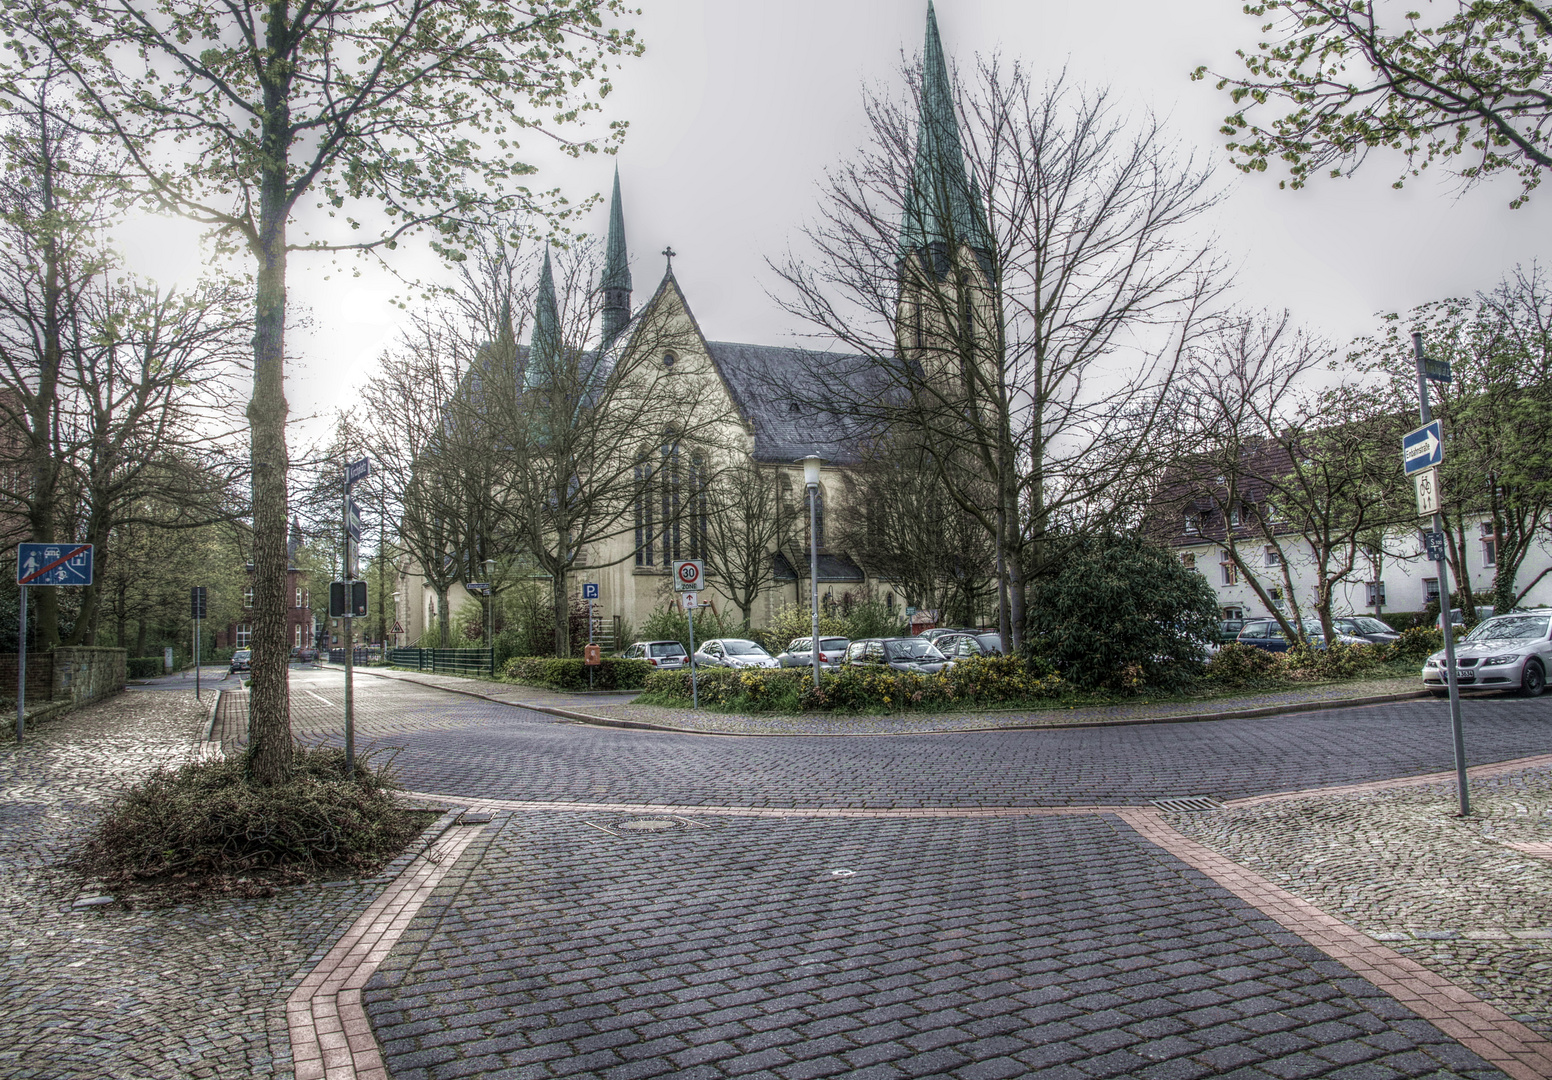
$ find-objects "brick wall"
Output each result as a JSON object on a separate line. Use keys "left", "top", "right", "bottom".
{"left": 0, "top": 654, "right": 54, "bottom": 700}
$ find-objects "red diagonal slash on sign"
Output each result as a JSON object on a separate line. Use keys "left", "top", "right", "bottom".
{"left": 20, "top": 544, "right": 89, "bottom": 585}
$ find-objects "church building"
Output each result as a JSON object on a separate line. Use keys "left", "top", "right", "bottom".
{"left": 394, "top": 3, "right": 995, "bottom": 649}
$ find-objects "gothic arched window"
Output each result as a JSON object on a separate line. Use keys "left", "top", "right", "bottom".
{"left": 634, "top": 452, "right": 655, "bottom": 566}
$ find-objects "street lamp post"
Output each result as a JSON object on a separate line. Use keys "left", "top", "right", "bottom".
{"left": 801, "top": 454, "right": 823, "bottom": 687}
{"left": 483, "top": 558, "right": 496, "bottom": 676}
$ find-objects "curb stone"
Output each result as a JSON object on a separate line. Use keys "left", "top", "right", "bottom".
{"left": 347, "top": 665, "right": 1431, "bottom": 736}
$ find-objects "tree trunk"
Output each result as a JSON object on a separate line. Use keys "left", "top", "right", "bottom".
{"left": 245, "top": 19, "right": 296, "bottom": 784}
{"left": 435, "top": 585, "right": 451, "bottom": 643}
{"left": 135, "top": 618, "right": 147, "bottom": 657}
{"left": 552, "top": 565, "right": 569, "bottom": 657}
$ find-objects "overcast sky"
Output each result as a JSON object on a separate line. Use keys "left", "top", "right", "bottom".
{"left": 114, "top": 0, "right": 1552, "bottom": 445}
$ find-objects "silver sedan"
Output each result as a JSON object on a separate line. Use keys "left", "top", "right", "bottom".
{"left": 1422, "top": 610, "right": 1552, "bottom": 697}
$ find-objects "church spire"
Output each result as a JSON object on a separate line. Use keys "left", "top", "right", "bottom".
{"left": 528, "top": 244, "right": 560, "bottom": 387}
{"left": 600, "top": 165, "right": 632, "bottom": 347}
{"left": 900, "top": 1, "right": 991, "bottom": 265}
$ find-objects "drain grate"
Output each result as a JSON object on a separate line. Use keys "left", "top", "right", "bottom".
{"left": 1153, "top": 796, "right": 1225, "bottom": 813}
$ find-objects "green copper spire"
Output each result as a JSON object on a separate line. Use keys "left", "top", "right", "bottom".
{"left": 528, "top": 244, "right": 560, "bottom": 388}
{"left": 601, "top": 166, "right": 632, "bottom": 347}
{"left": 901, "top": 2, "right": 991, "bottom": 261}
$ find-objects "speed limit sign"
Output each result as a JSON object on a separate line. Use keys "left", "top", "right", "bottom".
{"left": 673, "top": 559, "right": 703, "bottom": 591}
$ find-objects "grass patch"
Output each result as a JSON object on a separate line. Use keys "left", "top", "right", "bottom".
{"left": 76, "top": 744, "right": 437, "bottom": 903}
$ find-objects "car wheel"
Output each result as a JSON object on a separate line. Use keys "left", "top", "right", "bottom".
{"left": 1518, "top": 659, "right": 1545, "bottom": 698}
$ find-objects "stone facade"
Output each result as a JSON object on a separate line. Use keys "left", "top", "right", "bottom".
{"left": 49, "top": 646, "right": 125, "bottom": 709}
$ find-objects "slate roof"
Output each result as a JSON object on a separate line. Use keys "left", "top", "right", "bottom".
{"left": 772, "top": 550, "right": 867, "bottom": 583}
{"left": 704, "top": 341, "right": 884, "bottom": 465}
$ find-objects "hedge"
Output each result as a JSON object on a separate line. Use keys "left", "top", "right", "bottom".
{"left": 501, "top": 656, "right": 651, "bottom": 691}
{"left": 127, "top": 657, "right": 165, "bottom": 679}
{"left": 1204, "top": 629, "right": 1442, "bottom": 687}
{"left": 642, "top": 656, "right": 1063, "bottom": 713}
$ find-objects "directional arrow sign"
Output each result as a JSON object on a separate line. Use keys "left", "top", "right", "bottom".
{"left": 1402, "top": 420, "right": 1444, "bottom": 476}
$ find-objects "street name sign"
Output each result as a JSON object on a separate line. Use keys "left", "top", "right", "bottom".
{"left": 673, "top": 559, "right": 703, "bottom": 591}
{"left": 1415, "top": 468, "right": 1441, "bottom": 516}
{"left": 582, "top": 583, "right": 599, "bottom": 600}
{"left": 17, "top": 543, "right": 93, "bottom": 586}
{"left": 347, "top": 457, "right": 371, "bottom": 486}
{"left": 465, "top": 582, "right": 491, "bottom": 597}
{"left": 1422, "top": 357, "right": 1452, "bottom": 383}
{"left": 1402, "top": 420, "right": 1444, "bottom": 476}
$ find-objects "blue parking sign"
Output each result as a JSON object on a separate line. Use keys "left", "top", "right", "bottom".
{"left": 17, "top": 543, "right": 93, "bottom": 586}
{"left": 582, "top": 583, "right": 599, "bottom": 600}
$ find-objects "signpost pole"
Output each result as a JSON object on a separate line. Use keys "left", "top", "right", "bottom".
{"left": 195, "top": 608, "right": 201, "bottom": 703}
{"left": 588, "top": 594, "right": 594, "bottom": 691}
{"left": 1412, "top": 331, "right": 1469, "bottom": 816}
{"left": 15, "top": 584, "right": 25, "bottom": 744}
{"left": 343, "top": 466, "right": 355, "bottom": 779}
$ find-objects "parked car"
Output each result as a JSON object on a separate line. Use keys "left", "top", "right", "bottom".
{"left": 1330, "top": 616, "right": 1400, "bottom": 645}
{"left": 291, "top": 647, "right": 317, "bottom": 663}
{"left": 933, "top": 631, "right": 1005, "bottom": 660}
{"left": 1422, "top": 609, "right": 1552, "bottom": 698}
{"left": 1235, "top": 619, "right": 1365, "bottom": 652}
{"left": 1216, "top": 619, "right": 1246, "bottom": 644}
{"left": 775, "top": 636, "right": 851, "bottom": 671}
{"left": 620, "top": 640, "right": 688, "bottom": 669}
{"left": 844, "top": 636, "right": 951, "bottom": 673}
{"left": 919, "top": 627, "right": 977, "bottom": 643}
{"left": 229, "top": 649, "right": 252, "bottom": 673}
{"left": 694, "top": 638, "right": 779, "bottom": 669}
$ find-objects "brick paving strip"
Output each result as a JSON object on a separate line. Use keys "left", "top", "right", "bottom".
{"left": 1116, "top": 806, "right": 1552, "bottom": 1080}
{"left": 286, "top": 818, "right": 487, "bottom": 1080}
{"left": 1227, "top": 751, "right": 1552, "bottom": 806}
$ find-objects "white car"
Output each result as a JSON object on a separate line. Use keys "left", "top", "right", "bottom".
{"left": 1422, "top": 610, "right": 1551, "bottom": 697}
{"left": 694, "top": 639, "right": 779, "bottom": 669}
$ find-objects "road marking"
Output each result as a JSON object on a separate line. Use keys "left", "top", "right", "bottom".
{"left": 305, "top": 691, "right": 331, "bottom": 706}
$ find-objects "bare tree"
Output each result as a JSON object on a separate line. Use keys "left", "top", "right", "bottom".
{"left": 772, "top": 44, "right": 1224, "bottom": 649}
{"left": 701, "top": 459, "right": 798, "bottom": 625}
{"left": 1169, "top": 312, "right": 1410, "bottom": 640}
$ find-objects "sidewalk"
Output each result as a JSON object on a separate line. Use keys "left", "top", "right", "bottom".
{"left": 346, "top": 663, "right": 1428, "bottom": 736}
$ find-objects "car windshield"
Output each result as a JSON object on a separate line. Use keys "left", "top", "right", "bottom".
{"left": 234, "top": 650, "right": 250, "bottom": 658}
{"left": 723, "top": 640, "right": 769, "bottom": 656}
{"left": 649, "top": 643, "right": 685, "bottom": 657}
{"left": 1465, "top": 615, "right": 1551, "bottom": 642}
{"left": 1344, "top": 617, "right": 1392, "bottom": 634}
{"left": 886, "top": 639, "right": 945, "bottom": 660}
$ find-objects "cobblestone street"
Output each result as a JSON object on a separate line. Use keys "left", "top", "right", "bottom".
{"left": 7, "top": 669, "right": 1552, "bottom": 1078}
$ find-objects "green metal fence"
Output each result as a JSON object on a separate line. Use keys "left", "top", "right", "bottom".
{"left": 385, "top": 647, "right": 494, "bottom": 677}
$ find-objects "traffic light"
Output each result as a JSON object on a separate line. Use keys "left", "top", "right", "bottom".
{"left": 329, "top": 580, "right": 368, "bottom": 618}
{"left": 190, "top": 586, "right": 207, "bottom": 619}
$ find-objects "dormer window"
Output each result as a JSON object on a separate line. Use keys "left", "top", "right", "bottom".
{"left": 787, "top": 401, "right": 801, "bottom": 415}
{"left": 1184, "top": 513, "right": 1200, "bottom": 536}
{"left": 662, "top": 352, "right": 676, "bottom": 368}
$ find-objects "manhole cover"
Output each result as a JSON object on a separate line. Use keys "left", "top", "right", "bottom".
{"left": 1153, "top": 796, "right": 1225, "bottom": 813}
{"left": 615, "top": 817, "right": 680, "bottom": 832}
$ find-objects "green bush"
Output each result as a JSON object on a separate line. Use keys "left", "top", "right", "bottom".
{"left": 502, "top": 656, "right": 651, "bottom": 690}
{"left": 126, "top": 657, "right": 165, "bottom": 679}
{"left": 641, "top": 656, "right": 1062, "bottom": 713}
{"left": 1028, "top": 534, "right": 1220, "bottom": 692}
{"left": 1376, "top": 611, "right": 1426, "bottom": 633}
{"left": 1202, "top": 642, "right": 1282, "bottom": 687}
{"left": 1280, "top": 641, "right": 1388, "bottom": 681}
{"left": 77, "top": 745, "right": 424, "bottom": 884}
{"left": 1387, "top": 626, "right": 1443, "bottom": 663}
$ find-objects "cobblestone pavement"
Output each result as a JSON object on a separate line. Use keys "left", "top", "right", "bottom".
{"left": 351, "top": 665, "right": 1425, "bottom": 735}
{"left": 0, "top": 690, "right": 396, "bottom": 1080}
{"left": 1172, "top": 765, "right": 1552, "bottom": 1041}
{"left": 362, "top": 811, "right": 1507, "bottom": 1080}
{"left": 270, "top": 670, "right": 1552, "bottom": 808}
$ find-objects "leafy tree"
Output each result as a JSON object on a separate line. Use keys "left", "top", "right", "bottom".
{"left": 1027, "top": 534, "right": 1220, "bottom": 692}
{"left": 1198, "top": 1, "right": 1552, "bottom": 207}
{"left": 5, "top": 0, "right": 640, "bottom": 781}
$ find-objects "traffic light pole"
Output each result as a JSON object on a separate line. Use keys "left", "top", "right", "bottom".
{"left": 1412, "top": 331, "right": 1469, "bottom": 816}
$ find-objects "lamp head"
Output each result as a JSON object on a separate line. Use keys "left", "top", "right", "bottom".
{"left": 799, "top": 454, "right": 822, "bottom": 488}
